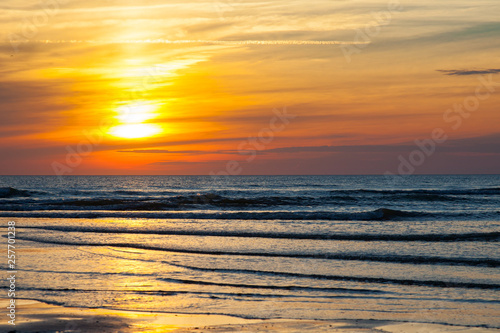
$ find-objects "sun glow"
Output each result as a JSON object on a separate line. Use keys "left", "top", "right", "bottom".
{"left": 115, "top": 102, "right": 158, "bottom": 124}
{"left": 109, "top": 101, "right": 163, "bottom": 139}
{"left": 109, "top": 124, "right": 162, "bottom": 139}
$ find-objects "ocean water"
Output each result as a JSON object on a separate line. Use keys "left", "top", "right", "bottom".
{"left": 0, "top": 175, "right": 499, "bottom": 327}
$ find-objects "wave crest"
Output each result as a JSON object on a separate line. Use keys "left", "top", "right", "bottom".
{"left": 0, "top": 187, "right": 32, "bottom": 198}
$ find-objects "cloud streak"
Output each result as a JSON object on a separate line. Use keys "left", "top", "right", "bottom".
{"left": 437, "top": 69, "right": 500, "bottom": 76}
{"left": 17, "top": 39, "right": 369, "bottom": 45}
{"left": 120, "top": 133, "right": 500, "bottom": 156}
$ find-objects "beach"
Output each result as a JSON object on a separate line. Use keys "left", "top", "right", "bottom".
{"left": 1, "top": 299, "right": 498, "bottom": 333}
{"left": 0, "top": 175, "right": 499, "bottom": 331}
{"left": 2, "top": 0, "right": 500, "bottom": 329}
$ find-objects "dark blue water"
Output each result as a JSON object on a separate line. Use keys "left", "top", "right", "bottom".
{"left": 0, "top": 175, "right": 499, "bottom": 220}
{"left": 0, "top": 175, "right": 499, "bottom": 327}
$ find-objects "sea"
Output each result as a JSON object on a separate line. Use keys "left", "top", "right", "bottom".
{"left": 0, "top": 175, "right": 499, "bottom": 327}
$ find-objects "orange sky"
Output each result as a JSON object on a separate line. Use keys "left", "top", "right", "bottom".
{"left": 1, "top": 0, "right": 500, "bottom": 175}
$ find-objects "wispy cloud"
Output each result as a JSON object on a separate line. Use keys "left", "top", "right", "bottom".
{"left": 437, "top": 68, "right": 500, "bottom": 76}
{"left": 120, "top": 133, "right": 500, "bottom": 156}
{"left": 20, "top": 39, "right": 368, "bottom": 45}
{"left": 118, "top": 149, "right": 258, "bottom": 155}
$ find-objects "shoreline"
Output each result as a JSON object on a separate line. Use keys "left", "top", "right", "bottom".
{"left": 1, "top": 299, "right": 498, "bottom": 332}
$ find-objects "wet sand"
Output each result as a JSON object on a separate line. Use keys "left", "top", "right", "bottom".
{"left": 1, "top": 299, "right": 498, "bottom": 333}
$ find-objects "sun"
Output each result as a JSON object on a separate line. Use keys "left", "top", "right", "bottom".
{"left": 115, "top": 103, "right": 157, "bottom": 123}
{"left": 109, "top": 101, "right": 163, "bottom": 139}
{"left": 109, "top": 124, "right": 162, "bottom": 139}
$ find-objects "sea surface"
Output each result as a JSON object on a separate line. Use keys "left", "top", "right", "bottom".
{"left": 0, "top": 175, "right": 499, "bottom": 327}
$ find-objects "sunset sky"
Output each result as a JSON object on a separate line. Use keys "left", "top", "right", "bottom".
{"left": 1, "top": 0, "right": 499, "bottom": 175}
